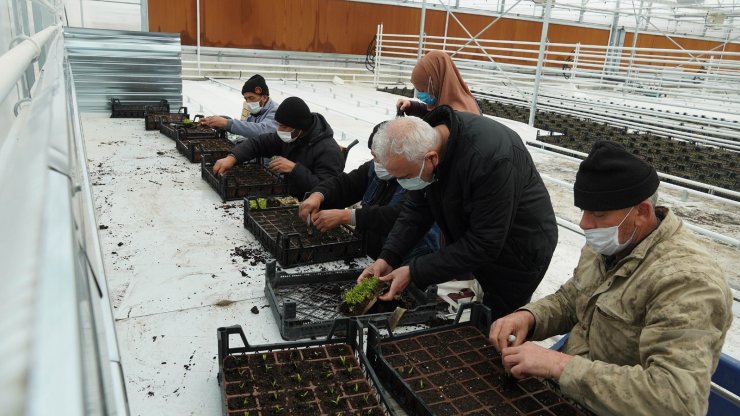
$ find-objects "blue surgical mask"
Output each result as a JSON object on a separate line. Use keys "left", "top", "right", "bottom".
{"left": 416, "top": 91, "right": 437, "bottom": 106}
{"left": 583, "top": 207, "right": 637, "bottom": 256}
{"left": 397, "top": 158, "right": 433, "bottom": 190}
{"left": 373, "top": 161, "right": 393, "bottom": 180}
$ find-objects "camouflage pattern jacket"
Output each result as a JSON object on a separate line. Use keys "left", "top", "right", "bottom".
{"left": 523, "top": 207, "right": 733, "bottom": 416}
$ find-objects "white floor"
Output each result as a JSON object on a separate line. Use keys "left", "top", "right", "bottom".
{"left": 82, "top": 79, "right": 740, "bottom": 415}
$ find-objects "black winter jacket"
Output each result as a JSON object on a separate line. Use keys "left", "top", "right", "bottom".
{"left": 379, "top": 106, "right": 558, "bottom": 318}
{"left": 230, "top": 113, "right": 343, "bottom": 198}
{"left": 314, "top": 160, "right": 405, "bottom": 258}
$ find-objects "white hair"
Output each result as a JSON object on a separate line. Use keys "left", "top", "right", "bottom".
{"left": 371, "top": 117, "right": 438, "bottom": 165}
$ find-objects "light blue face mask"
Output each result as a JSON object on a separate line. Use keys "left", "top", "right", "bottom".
{"left": 397, "top": 158, "right": 433, "bottom": 191}
{"left": 373, "top": 161, "right": 393, "bottom": 180}
{"left": 416, "top": 91, "right": 437, "bottom": 106}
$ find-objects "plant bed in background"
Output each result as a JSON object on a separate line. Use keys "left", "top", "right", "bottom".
{"left": 367, "top": 303, "right": 594, "bottom": 416}
{"left": 176, "top": 136, "right": 234, "bottom": 163}
{"left": 263, "top": 261, "right": 438, "bottom": 340}
{"left": 144, "top": 106, "right": 189, "bottom": 130}
{"left": 201, "top": 158, "right": 287, "bottom": 202}
{"left": 217, "top": 320, "right": 394, "bottom": 416}
{"left": 244, "top": 202, "right": 365, "bottom": 267}
{"left": 110, "top": 98, "right": 169, "bottom": 118}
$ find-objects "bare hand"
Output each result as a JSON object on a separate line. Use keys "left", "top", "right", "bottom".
{"left": 358, "top": 259, "right": 393, "bottom": 283}
{"left": 298, "top": 192, "right": 323, "bottom": 222}
{"left": 213, "top": 155, "right": 237, "bottom": 175}
{"left": 313, "top": 209, "right": 350, "bottom": 232}
{"left": 268, "top": 156, "right": 296, "bottom": 174}
{"left": 501, "top": 342, "right": 572, "bottom": 380}
{"left": 489, "top": 310, "right": 535, "bottom": 352}
{"left": 376, "top": 266, "right": 411, "bottom": 301}
{"left": 396, "top": 99, "right": 412, "bottom": 112}
{"left": 200, "top": 116, "right": 228, "bottom": 129}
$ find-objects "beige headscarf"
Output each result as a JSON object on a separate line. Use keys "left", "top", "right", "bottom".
{"left": 410, "top": 50, "right": 480, "bottom": 114}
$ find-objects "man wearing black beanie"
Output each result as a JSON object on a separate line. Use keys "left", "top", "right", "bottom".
{"left": 200, "top": 74, "right": 278, "bottom": 142}
{"left": 212, "top": 96, "right": 343, "bottom": 199}
{"left": 490, "top": 141, "right": 732, "bottom": 415}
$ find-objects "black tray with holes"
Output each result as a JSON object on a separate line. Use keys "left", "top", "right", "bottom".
{"left": 201, "top": 157, "right": 287, "bottom": 202}
{"left": 110, "top": 98, "right": 169, "bottom": 118}
{"left": 263, "top": 261, "right": 438, "bottom": 340}
{"left": 217, "top": 319, "right": 396, "bottom": 415}
{"left": 176, "top": 136, "right": 234, "bottom": 163}
{"left": 366, "top": 302, "right": 595, "bottom": 416}
{"left": 159, "top": 114, "right": 205, "bottom": 140}
{"left": 145, "top": 106, "right": 189, "bottom": 130}
{"left": 244, "top": 200, "right": 366, "bottom": 268}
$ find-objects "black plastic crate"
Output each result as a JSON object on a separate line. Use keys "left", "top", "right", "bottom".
{"left": 201, "top": 157, "right": 287, "bottom": 202}
{"left": 176, "top": 136, "right": 234, "bottom": 163}
{"left": 110, "top": 98, "right": 169, "bottom": 118}
{"left": 217, "top": 320, "right": 396, "bottom": 416}
{"left": 144, "top": 106, "right": 189, "bottom": 130}
{"left": 263, "top": 261, "right": 438, "bottom": 340}
{"left": 244, "top": 201, "right": 365, "bottom": 267}
{"left": 158, "top": 114, "right": 205, "bottom": 140}
{"left": 366, "top": 303, "right": 595, "bottom": 416}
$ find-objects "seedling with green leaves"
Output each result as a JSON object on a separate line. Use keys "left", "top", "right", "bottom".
{"left": 338, "top": 276, "right": 388, "bottom": 316}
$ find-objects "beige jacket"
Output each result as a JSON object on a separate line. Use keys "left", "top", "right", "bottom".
{"left": 524, "top": 207, "right": 733, "bottom": 416}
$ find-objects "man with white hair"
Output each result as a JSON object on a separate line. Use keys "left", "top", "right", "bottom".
{"left": 360, "top": 106, "right": 558, "bottom": 319}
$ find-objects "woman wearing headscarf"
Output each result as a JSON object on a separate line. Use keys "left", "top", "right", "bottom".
{"left": 397, "top": 50, "right": 480, "bottom": 116}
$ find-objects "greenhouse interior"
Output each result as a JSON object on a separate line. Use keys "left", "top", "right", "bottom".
{"left": 1, "top": 0, "right": 739, "bottom": 415}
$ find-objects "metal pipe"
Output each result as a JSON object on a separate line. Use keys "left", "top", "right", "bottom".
{"left": 196, "top": 0, "right": 201, "bottom": 77}
{"left": 0, "top": 25, "right": 59, "bottom": 105}
{"left": 417, "top": 0, "right": 427, "bottom": 61}
{"left": 528, "top": 0, "right": 553, "bottom": 126}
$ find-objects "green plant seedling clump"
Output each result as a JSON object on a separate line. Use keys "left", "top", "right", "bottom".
{"left": 342, "top": 276, "right": 380, "bottom": 306}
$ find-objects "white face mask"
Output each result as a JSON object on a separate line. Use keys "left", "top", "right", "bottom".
{"left": 374, "top": 161, "right": 393, "bottom": 180}
{"left": 583, "top": 207, "right": 637, "bottom": 256}
{"left": 277, "top": 129, "right": 297, "bottom": 143}
{"left": 397, "top": 158, "right": 433, "bottom": 191}
{"left": 245, "top": 100, "right": 262, "bottom": 115}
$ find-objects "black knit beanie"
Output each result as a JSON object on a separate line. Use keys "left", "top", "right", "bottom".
{"left": 275, "top": 97, "right": 313, "bottom": 130}
{"left": 574, "top": 140, "right": 659, "bottom": 211}
{"left": 242, "top": 74, "right": 269, "bottom": 96}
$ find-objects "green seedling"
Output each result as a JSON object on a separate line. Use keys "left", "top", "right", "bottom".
{"left": 292, "top": 373, "right": 302, "bottom": 383}
{"left": 263, "top": 363, "right": 272, "bottom": 371}
{"left": 182, "top": 118, "right": 193, "bottom": 126}
{"left": 346, "top": 365, "right": 354, "bottom": 374}
{"left": 271, "top": 379, "right": 278, "bottom": 388}
{"left": 242, "top": 397, "right": 250, "bottom": 406}
{"left": 353, "top": 383, "right": 359, "bottom": 393}
{"left": 339, "top": 355, "right": 347, "bottom": 365}
{"left": 242, "top": 411, "right": 249, "bottom": 416}
{"left": 248, "top": 198, "right": 268, "bottom": 209}
{"left": 238, "top": 369, "right": 247, "bottom": 376}
{"left": 325, "top": 371, "right": 333, "bottom": 379}
{"left": 363, "top": 393, "right": 369, "bottom": 403}
{"left": 331, "top": 395, "right": 342, "bottom": 406}
{"left": 272, "top": 392, "right": 279, "bottom": 401}
{"left": 407, "top": 367, "right": 414, "bottom": 375}
{"left": 239, "top": 382, "right": 246, "bottom": 389}
{"left": 262, "top": 354, "right": 268, "bottom": 361}
{"left": 341, "top": 276, "right": 380, "bottom": 313}
{"left": 418, "top": 379, "right": 425, "bottom": 389}
{"left": 301, "top": 391, "right": 309, "bottom": 399}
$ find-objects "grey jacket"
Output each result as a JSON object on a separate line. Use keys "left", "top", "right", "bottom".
{"left": 226, "top": 97, "right": 278, "bottom": 139}
{"left": 524, "top": 207, "right": 733, "bottom": 416}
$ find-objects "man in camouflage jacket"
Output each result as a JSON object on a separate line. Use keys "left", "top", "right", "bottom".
{"left": 489, "top": 141, "right": 733, "bottom": 415}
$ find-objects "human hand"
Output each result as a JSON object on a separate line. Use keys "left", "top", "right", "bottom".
{"left": 376, "top": 266, "right": 411, "bottom": 301}
{"left": 501, "top": 342, "right": 572, "bottom": 380}
{"left": 298, "top": 192, "right": 323, "bottom": 222}
{"left": 200, "top": 116, "right": 228, "bottom": 129}
{"left": 357, "top": 259, "right": 393, "bottom": 283}
{"left": 268, "top": 156, "right": 296, "bottom": 174}
{"left": 489, "top": 310, "right": 535, "bottom": 352}
{"left": 213, "top": 154, "right": 237, "bottom": 175}
{"left": 313, "top": 209, "right": 350, "bottom": 231}
{"left": 396, "top": 98, "right": 412, "bottom": 112}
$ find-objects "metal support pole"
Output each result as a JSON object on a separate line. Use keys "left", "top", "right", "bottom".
{"left": 140, "top": 0, "right": 149, "bottom": 32}
{"left": 0, "top": 25, "right": 59, "bottom": 105}
{"left": 625, "top": 0, "right": 645, "bottom": 85}
{"left": 196, "top": 0, "right": 201, "bottom": 77}
{"left": 449, "top": 0, "right": 523, "bottom": 58}
{"left": 443, "top": 0, "right": 451, "bottom": 52}
{"left": 578, "top": 0, "right": 587, "bottom": 23}
{"left": 373, "top": 23, "right": 383, "bottom": 88}
{"left": 417, "top": 0, "right": 427, "bottom": 60}
{"left": 528, "top": 0, "right": 553, "bottom": 126}
{"left": 571, "top": 42, "right": 580, "bottom": 80}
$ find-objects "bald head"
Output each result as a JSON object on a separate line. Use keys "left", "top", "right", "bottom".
{"left": 371, "top": 117, "right": 438, "bottom": 166}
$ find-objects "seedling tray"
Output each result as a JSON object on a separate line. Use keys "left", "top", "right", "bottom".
{"left": 244, "top": 202, "right": 365, "bottom": 267}
{"left": 217, "top": 320, "right": 395, "bottom": 416}
{"left": 264, "top": 261, "right": 438, "bottom": 340}
{"left": 110, "top": 98, "right": 169, "bottom": 118}
{"left": 176, "top": 136, "right": 234, "bottom": 163}
{"left": 144, "top": 106, "right": 189, "bottom": 130}
{"left": 366, "top": 303, "right": 595, "bottom": 416}
{"left": 201, "top": 158, "right": 287, "bottom": 202}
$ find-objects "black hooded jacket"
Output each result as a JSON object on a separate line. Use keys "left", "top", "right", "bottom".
{"left": 379, "top": 106, "right": 558, "bottom": 318}
{"left": 230, "top": 113, "right": 344, "bottom": 198}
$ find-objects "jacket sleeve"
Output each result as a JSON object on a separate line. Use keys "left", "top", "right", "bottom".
{"left": 378, "top": 190, "right": 435, "bottom": 267}
{"left": 230, "top": 132, "right": 283, "bottom": 163}
{"left": 227, "top": 113, "right": 277, "bottom": 138}
{"left": 558, "top": 271, "right": 732, "bottom": 416}
{"left": 406, "top": 156, "right": 524, "bottom": 288}
{"left": 403, "top": 101, "right": 430, "bottom": 118}
{"left": 355, "top": 202, "right": 404, "bottom": 234}
{"left": 313, "top": 161, "right": 370, "bottom": 209}
{"left": 288, "top": 142, "right": 344, "bottom": 198}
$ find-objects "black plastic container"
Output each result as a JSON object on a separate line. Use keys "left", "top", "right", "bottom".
{"left": 176, "top": 136, "right": 234, "bottom": 163}
{"left": 201, "top": 157, "right": 287, "bottom": 202}
{"left": 217, "top": 320, "right": 396, "bottom": 416}
{"left": 263, "top": 261, "right": 438, "bottom": 340}
{"left": 110, "top": 98, "right": 169, "bottom": 118}
{"left": 144, "top": 106, "right": 189, "bottom": 130}
{"left": 244, "top": 200, "right": 365, "bottom": 267}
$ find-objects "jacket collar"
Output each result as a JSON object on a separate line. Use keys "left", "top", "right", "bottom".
{"left": 422, "top": 105, "right": 462, "bottom": 180}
